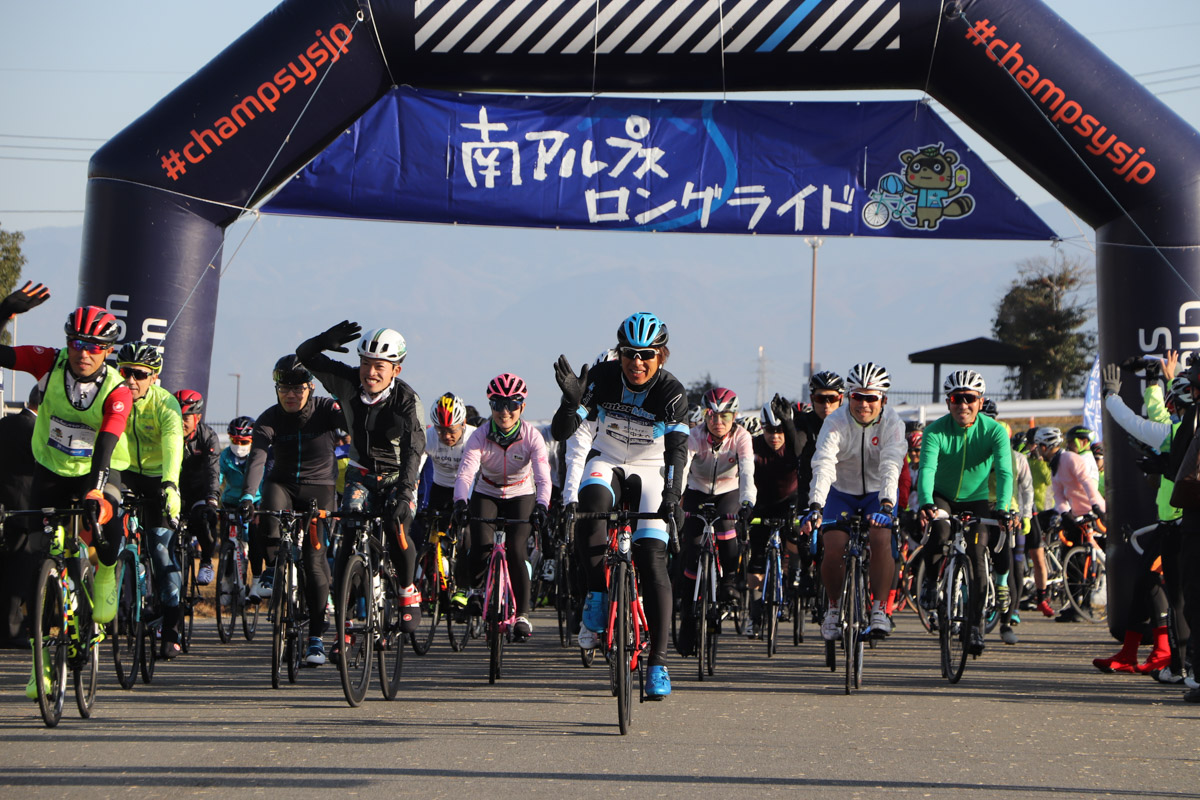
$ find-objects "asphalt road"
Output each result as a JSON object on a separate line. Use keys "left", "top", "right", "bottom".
{"left": 0, "top": 607, "right": 1195, "bottom": 799}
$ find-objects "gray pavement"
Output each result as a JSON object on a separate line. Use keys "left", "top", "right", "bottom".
{"left": 0, "top": 608, "right": 1195, "bottom": 799}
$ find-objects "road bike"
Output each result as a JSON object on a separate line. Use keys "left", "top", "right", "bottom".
{"left": 259, "top": 505, "right": 322, "bottom": 689}
{"left": 333, "top": 508, "right": 405, "bottom": 706}
{"left": 468, "top": 515, "right": 531, "bottom": 685}
{"left": 931, "top": 509, "right": 1005, "bottom": 683}
{"left": 752, "top": 513, "right": 798, "bottom": 657}
{"left": 215, "top": 509, "right": 258, "bottom": 643}
{"left": 112, "top": 491, "right": 159, "bottom": 688}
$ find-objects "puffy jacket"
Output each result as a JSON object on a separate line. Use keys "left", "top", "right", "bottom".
{"left": 808, "top": 403, "right": 907, "bottom": 506}
{"left": 454, "top": 420, "right": 552, "bottom": 506}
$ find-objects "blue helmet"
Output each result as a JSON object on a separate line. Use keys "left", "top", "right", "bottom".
{"left": 617, "top": 312, "right": 669, "bottom": 348}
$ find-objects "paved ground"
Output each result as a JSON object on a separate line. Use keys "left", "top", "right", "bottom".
{"left": 0, "top": 608, "right": 1194, "bottom": 799}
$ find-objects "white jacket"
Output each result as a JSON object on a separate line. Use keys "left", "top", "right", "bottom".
{"left": 808, "top": 403, "right": 907, "bottom": 506}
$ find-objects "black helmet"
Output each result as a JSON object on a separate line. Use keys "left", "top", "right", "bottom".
{"left": 809, "top": 371, "right": 844, "bottom": 394}
{"left": 980, "top": 398, "right": 998, "bottom": 418}
{"left": 227, "top": 416, "right": 254, "bottom": 438}
{"left": 273, "top": 354, "right": 312, "bottom": 385}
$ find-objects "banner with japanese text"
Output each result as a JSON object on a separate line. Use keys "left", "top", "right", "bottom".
{"left": 263, "top": 87, "right": 1055, "bottom": 240}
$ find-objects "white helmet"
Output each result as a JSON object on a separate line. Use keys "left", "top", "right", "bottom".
{"left": 845, "top": 362, "right": 891, "bottom": 393}
{"left": 594, "top": 348, "right": 620, "bottom": 366}
{"left": 1032, "top": 426, "right": 1063, "bottom": 448}
{"left": 944, "top": 369, "right": 986, "bottom": 395}
{"left": 357, "top": 328, "right": 407, "bottom": 363}
{"left": 737, "top": 415, "right": 764, "bottom": 437}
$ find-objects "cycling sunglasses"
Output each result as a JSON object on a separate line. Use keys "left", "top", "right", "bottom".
{"left": 489, "top": 397, "right": 524, "bottom": 412}
{"left": 849, "top": 392, "right": 881, "bottom": 403}
{"left": 619, "top": 347, "right": 657, "bottom": 361}
{"left": 229, "top": 435, "right": 252, "bottom": 446}
{"left": 948, "top": 392, "right": 982, "bottom": 406}
{"left": 69, "top": 339, "right": 111, "bottom": 355}
{"left": 119, "top": 367, "right": 154, "bottom": 381}
{"left": 812, "top": 393, "right": 842, "bottom": 404}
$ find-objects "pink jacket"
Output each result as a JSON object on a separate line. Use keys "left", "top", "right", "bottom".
{"left": 1052, "top": 449, "right": 1104, "bottom": 516}
{"left": 454, "top": 420, "right": 552, "bottom": 507}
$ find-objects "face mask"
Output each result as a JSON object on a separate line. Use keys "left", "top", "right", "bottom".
{"left": 231, "top": 443, "right": 251, "bottom": 458}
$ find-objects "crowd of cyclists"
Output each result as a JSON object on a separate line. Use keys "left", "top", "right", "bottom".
{"left": 2, "top": 277, "right": 1198, "bottom": 722}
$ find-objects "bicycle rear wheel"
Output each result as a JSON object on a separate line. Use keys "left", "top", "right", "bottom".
{"left": 410, "top": 545, "right": 441, "bottom": 656}
{"left": 614, "top": 561, "right": 632, "bottom": 734}
{"left": 241, "top": 545, "right": 259, "bottom": 641}
{"left": 215, "top": 546, "right": 236, "bottom": 644}
{"left": 112, "top": 550, "right": 141, "bottom": 689}
{"left": 909, "top": 555, "right": 934, "bottom": 633}
{"left": 943, "top": 556, "right": 971, "bottom": 684}
{"left": 1063, "top": 546, "right": 1107, "bottom": 623}
{"left": 33, "top": 558, "right": 67, "bottom": 728}
{"left": 378, "top": 564, "right": 404, "bottom": 700}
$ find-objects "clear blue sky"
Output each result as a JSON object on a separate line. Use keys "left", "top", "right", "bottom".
{"left": 1, "top": 1, "right": 1198, "bottom": 419}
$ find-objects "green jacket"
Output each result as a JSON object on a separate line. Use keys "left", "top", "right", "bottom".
{"left": 917, "top": 412, "right": 1013, "bottom": 510}
{"left": 120, "top": 383, "right": 184, "bottom": 484}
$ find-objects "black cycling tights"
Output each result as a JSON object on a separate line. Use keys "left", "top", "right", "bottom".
{"left": 260, "top": 481, "right": 334, "bottom": 639}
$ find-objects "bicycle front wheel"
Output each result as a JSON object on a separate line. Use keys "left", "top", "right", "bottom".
{"left": 943, "top": 556, "right": 971, "bottom": 684}
{"left": 1063, "top": 546, "right": 1107, "bottom": 623}
{"left": 336, "top": 554, "right": 372, "bottom": 706}
{"left": 487, "top": 558, "right": 506, "bottom": 685}
{"left": 180, "top": 550, "right": 197, "bottom": 654}
{"left": 74, "top": 619, "right": 99, "bottom": 718}
{"left": 33, "top": 558, "right": 68, "bottom": 727}
{"left": 139, "top": 557, "right": 157, "bottom": 685}
{"left": 695, "top": 552, "right": 711, "bottom": 682}
{"left": 613, "top": 562, "right": 632, "bottom": 735}
{"left": 764, "top": 562, "right": 779, "bottom": 658}
{"left": 241, "top": 550, "right": 259, "bottom": 641}
{"left": 286, "top": 563, "right": 306, "bottom": 684}
{"left": 215, "top": 546, "right": 236, "bottom": 644}
{"left": 377, "top": 565, "right": 404, "bottom": 700}
{"left": 112, "top": 550, "right": 141, "bottom": 689}
{"left": 410, "top": 545, "right": 441, "bottom": 656}
{"left": 270, "top": 560, "right": 287, "bottom": 689}
{"left": 841, "top": 559, "right": 858, "bottom": 695}
{"left": 555, "top": 545, "right": 572, "bottom": 647}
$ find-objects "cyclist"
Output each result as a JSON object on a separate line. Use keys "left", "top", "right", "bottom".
{"left": 419, "top": 393, "right": 476, "bottom": 574}
{"left": 1066, "top": 425, "right": 1100, "bottom": 488}
{"left": 738, "top": 415, "right": 764, "bottom": 437}
{"left": 801, "top": 363, "right": 906, "bottom": 639}
{"left": 219, "top": 416, "right": 263, "bottom": 601}
{"left": 745, "top": 394, "right": 803, "bottom": 635}
{"left": 674, "top": 387, "right": 756, "bottom": 656}
{"left": 116, "top": 341, "right": 186, "bottom": 659}
{"left": 551, "top": 312, "right": 689, "bottom": 699}
{"left": 241, "top": 354, "right": 345, "bottom": 666}
{"left": 797, "top": 371, "right": 845, "bottom": 508}
{"left": 295, "top": 321, "right": 427, "bottom": 650}
{"left": 175, "top": 389, "right": 222, "bottom": 587}
{"left": 0, "top": 290, "right": 132, "bottom": 697}
{"left": 451, "top": 373, "right": 551, "bottom": 641}
{"left": 917, "top": 369, "right": 1014, "bottom": 655}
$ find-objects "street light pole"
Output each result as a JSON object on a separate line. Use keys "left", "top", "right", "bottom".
{"left": 228, "top": 372, "right": 241, "bottom": 417}
{"left": 804, "top": 236, "right": 823, "bottom": 397}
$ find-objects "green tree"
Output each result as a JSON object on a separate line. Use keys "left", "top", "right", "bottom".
{"left": 992, "top": 254, "right": 1096, "bottom": 399}
{"left": 0, "top": 224, "right": 27, "bottom": 346}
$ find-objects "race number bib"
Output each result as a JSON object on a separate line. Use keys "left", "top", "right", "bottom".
{"left": 47, "top": 416, "right": 96, "bottom": 457}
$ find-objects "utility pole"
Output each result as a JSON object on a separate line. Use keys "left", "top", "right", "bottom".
{"left": 228, "top": 372, "right": 241, "bottom": 417}
{"left": 804, "top": 236, "right": 823, "bottom": 400}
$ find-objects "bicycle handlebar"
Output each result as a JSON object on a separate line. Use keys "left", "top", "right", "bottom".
{"left": 572, "top": 510, "right": 680, "bottom": 555}
{"left": 1128, "top": 523, "right": 1158, "bottom": 556}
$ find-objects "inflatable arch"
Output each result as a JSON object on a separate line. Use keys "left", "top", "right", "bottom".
{"left": 82, "top": 0, "right": 1200, "bottom": 635}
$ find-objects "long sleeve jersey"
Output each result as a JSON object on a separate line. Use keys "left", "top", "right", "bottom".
{"left": 1049, "top": 448, "right": 1105, "bottom": 516}
{"left": 180, "top": 422, "right": 221, "bottom": 503}
{"left": 682, "top": 425, "right": 756, "bottom": 506}
{"left": 123, "top": 383, "right": 184, "bottom": 485}
{"left": 917, "top": 412, "right": 1013, "bottom": 510}
{"left": 453, "top": 420, "right": 552, "bottom": 506}
{"left": 243, "top": 396, "right": 343, "bottom": 493}
{"left": 417, "top": 424, "right": 477, "bottom": 489}
{"left": 808, "top": 404, "right": 907, "bottom": 506}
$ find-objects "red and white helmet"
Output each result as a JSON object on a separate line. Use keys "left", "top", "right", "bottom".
{"left": 65, "top": 306, "right": 120, "bottom": 344}
{"left": 486, "top": 373, "right": 528, "bottom": 400}
{"left": 702, "top": 387, "right": 739, "bottom": 415}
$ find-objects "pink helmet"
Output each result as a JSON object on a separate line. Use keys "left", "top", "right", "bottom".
{"left": 486, "top": 373, "right": 528, "bottom": 400}
{"left": 702, "top": 387, "right": 739, "bottom": 414}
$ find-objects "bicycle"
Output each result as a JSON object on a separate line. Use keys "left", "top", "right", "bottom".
{"left": 575, "top": 509, "right": 676, "bottom": 735}
{"left": 411, "top": 507, "right": 461, "bottom": 655}
{"left": 547, "top": 502, "right": 582, "bottom": 648}
{"left": 333, "top": 508, "right": 405, "bottom": 706}
{"left": 259, "top": 504, "right": 320, "bottom": 689}
{"left": 681, "top": 504, "right": 734, "bottom": 679}
{"left": 9, "top": 505, "right": 103, "bottom": 728}
{"left": 930, "top": 509, "right": 1005, "bottom": 684}
{"left": 215, "top": 509, "right": 258, "bottom": 643}
{"left": 468, "top": 516, "right": 529, "bottom": 685}
{"left": 1057, "top": 512, "right": 1107, "bottom": 623}
{"left": 751, "top": 514, "right": 798, "bottom": 658}
{"left": 112, "top": 491, "right": 160, "bottom": 688}
{"left": 826, "top": 512, "right": 876, "bottom": 694}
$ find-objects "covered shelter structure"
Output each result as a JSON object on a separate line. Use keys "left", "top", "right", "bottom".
{"left": 909, "top": 337, "right": 1032, "bottom": 400}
